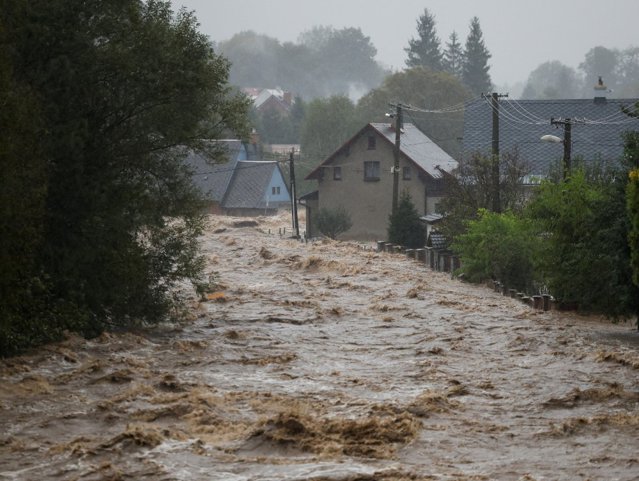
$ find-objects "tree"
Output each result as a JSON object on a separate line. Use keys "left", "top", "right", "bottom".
{"left": 452, "top": 210, "right": 540, "bottom": 291}
{"left": 438, "top": 149, "right": 529, "bottom": 242}
{"left": 356, "top": 68, "right": 470, "bottom": 158}
{"left": 405, "top": 8, "right": 443, "bottom": 70}
{"left": 387, "top": 191, "right": 426, "bottom": 248}
{"left": 314, "top": 206, "right": 353, "bottom": 239}
{"left": 527, "top": 170, "right": 638, "bottom": 317}
{"left": 221, "top": 27, "right": 386, "bottom": 100}
{"left": 1, "top": 0, "right": 250, "bottom": 354}
{"left": 462, "top": 17, "right": 492, "bottom": 96}
{"left": 521, "top": 61, "right": 582, "bottom": 99}
{"left": 443, "top": 31, "right": 464, "bottom": 79}
{"left": 579, "top": 46, "right": 619, "bottom": 95}
{"left": 299, "top": 95, "right": 359, "bottom": 194}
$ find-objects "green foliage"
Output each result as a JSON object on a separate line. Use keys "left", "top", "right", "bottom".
{"left": 299, "top": 95, "right": 359, "bottom": 194}
{"left": 521, "top": 61, "right": 582, "bottom": 99}
{"left": 452, "top": 210, "right": 540, "bottom": 291}
{"left": 387, "top": 191, "right": 426, "bottom": 249}
{"left": 356, "top": 68, "right": 470, "bottom": 158}
{"left": 1, "top": 0, "right": 249, "bottom": 355}
{"left": 527, "top": 170, "right": 638, "bottom": 316}
{"left": 443, "top": 32, "right": 464, "bottom": 79}
{"left": 462, "top": 17, "right": 492, "bottom": 96}
{"left": 438, "top": 149, "right": 529, "bottom": 241}
{"left": 405, "top": 8, "right": 443, "bottom": 70}
{"left": 628, "top": 169, "right": 639, "bottom": 287}
{"left": 314, "top": 206, "right": 353, "bottom": 239}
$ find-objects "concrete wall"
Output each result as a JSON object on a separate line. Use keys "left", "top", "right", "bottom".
{"left": 317, "top": 127, "right": 441, "bottom": 240}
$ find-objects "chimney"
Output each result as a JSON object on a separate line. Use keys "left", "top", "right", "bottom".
{"left": 594, "top": 76, "right": 608, "bottom": 104}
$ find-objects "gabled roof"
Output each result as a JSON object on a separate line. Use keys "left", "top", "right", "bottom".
{"left": 370, "top": 123, "right": 458, "bottom": 178}
{"left": 463, "top": 97, "right": 639, "bottom": 175}
{"left": 306, "top": 122, "right": 457, "bottom": 180}
{"left": 183, "top": 140, "right": 245, "bottom": 202}
{"left": 222, "top": 161, "right": 290, "bottom": 209}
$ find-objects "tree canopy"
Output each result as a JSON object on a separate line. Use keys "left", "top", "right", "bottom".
{"left": 521, "top": 61, "right": 582, "bottom": 99}
{"left": 405, "top": 8, "right": 443, "bottom": 71}
{"left": 462, "top": 17, "right": 492, "bottom": 96}
{"left": 220, "top": 28, "right": 386, "bottom": 100}
{"left": 0, "top": 0, "right": 249, "bottom": 355}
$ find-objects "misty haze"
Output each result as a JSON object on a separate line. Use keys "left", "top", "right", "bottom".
{"left": 2, "top": 1, "right": 639, "bottom": 481}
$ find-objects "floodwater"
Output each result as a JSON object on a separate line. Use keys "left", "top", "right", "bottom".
{"left": 1, "top": 213, "right": 639, "bottom": 481}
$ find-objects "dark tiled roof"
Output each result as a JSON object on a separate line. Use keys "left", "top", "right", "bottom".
{"left": 463, "top": 98, "right": 639, "bottom": 175}
{"left": 223, "top": 161, "right": 288, "bottom": 209}
{"left": 183, "top": 140, "right": 244, "bottom": 202}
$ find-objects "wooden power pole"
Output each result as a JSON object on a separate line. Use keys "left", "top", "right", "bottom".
{"left": 289, "top": 149, "right": 299, "bottom": 238}
{"left": 390, "top": 103, "right": 403, "bottom": 214}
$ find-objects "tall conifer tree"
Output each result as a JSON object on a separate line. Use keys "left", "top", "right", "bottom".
{"left": 405, "top": 8, "right": 443, "bottom": 70}
{"left": 443, "top": 31, "right": 464, "bottom": 79}
{"left": 462, "top": 17, "right": 492, "bottom": 95}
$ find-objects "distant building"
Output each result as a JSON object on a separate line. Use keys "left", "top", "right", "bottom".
{"left": 242, "top": 87, "right": 294, "bottom": 116}
{"left": 304, "top": 122, "right": 457, "bottom": 240}
{"left": 463, "top": 82, "right": 639, "bottom": 180}
{"left": 184, "top": 140, "right": 290, "bottom": 216}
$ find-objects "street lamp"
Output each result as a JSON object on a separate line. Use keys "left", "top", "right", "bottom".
{"left": 541, "top": 117, "right": 573, "bottom": 181}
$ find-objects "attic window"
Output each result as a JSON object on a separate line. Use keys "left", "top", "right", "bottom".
{"left": 403, "top": 166, "right": 412, "bottom": 180}
{"left": 367, "top": 135, "right": 376, "bottom": 150}
{"left": 333, "top": 166, "right": 342, "bottom": 180}
{"left": 364, "top": 161, "right": 380, "bottom": 181}
{"left": 272, "top": 186, "right": 281, "bottom": 195}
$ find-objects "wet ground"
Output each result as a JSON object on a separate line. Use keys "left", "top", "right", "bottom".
{"left": 1, "top": 213, "right": 639, "bottom": 481}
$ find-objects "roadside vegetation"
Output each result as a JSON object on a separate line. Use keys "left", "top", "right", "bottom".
{"left": 448, "top": 128, "right": 639, "bottom": 322}
{"left": 0, "top": 0, "right": 249, "bottom": 356}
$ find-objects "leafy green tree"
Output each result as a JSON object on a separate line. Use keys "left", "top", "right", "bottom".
{"left": 221, "top": 27, "right": 385, "bottom": 100}
{"left": 438, "top": 149, "right": 529, "bottom": 241}
{"left": 314, "top": 206, "right": 353, "bottom": 239}
{"left": 579, "top": 46, "right": 619, "bottom": 95}
{"left": 443, "top": 31, "right": 464, "bottom": 79}
{"left": 452, "top": 210, "right": 540, "bottom": 291}
{"left": 462, "top": 17, "right": 492, "bottom": 96}
{"left": 356, "top": 68, "right": 470, "bottom": 158}
{"left": 1, "top": 0, "right": 249, "bottom": 354}
{"left": 387, "top": 191, "right": 426, "bottom": 249}
{"left": 527, "top": 170, "right": 638, "bottom": 317}
{"left": 624, "top": 130, "right": 639, "bottom": 295}
{"left": 299, "top": 95, "right": 359, "bottom": 193}
{"left": 405, "top": 8, "right": 443, "bottom": 71}
{"left": 521, "top": 61, "right": 582, "bottom": 99}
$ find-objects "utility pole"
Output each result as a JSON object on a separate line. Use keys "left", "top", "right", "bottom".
{"left": 389, "top": 102, "right": 404, "bottom": 214}
{"left": 289, "top": 148, "right": 299, "bottom": 238}
{"left": 487, "top": 92, "right": 508, "bottom": 213}
{"left": 551, "top": 117, "right": 573, "bottom": 181}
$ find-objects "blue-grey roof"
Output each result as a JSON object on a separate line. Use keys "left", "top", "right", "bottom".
{"left": 370, "top": 122, "right": 458, "bottom": 178}
{"left": 223, "top": 161, "right": 289, "bottom": 209}
{"left": 184, "top": 140, "right": 245, "bottom": 202}
{"left": 463, "top": 97, "right": 639, "bottom": 175}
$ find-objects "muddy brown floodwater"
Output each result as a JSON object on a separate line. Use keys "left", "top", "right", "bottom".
{"left": 2, "top": 213, "right": 639, "bottom": 481}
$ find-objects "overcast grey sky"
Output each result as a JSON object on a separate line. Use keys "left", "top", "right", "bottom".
{"left": 170, "top": 0, "right": 638, "bottom": 88}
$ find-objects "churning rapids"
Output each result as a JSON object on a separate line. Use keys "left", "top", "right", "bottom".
{"left": 1, "top": 213, "right": 639, "bottom": 481}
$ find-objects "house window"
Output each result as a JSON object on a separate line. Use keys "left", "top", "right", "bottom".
{"left": 364, "top": 161, "right": 380, "bottom": 181}
{"left": 333, "top": 166, "right": 342, "bottom": 180}
{"left": 367, "top": 135, "right": 376, "bottom": 150}
{"left": 272, "top": 186, "right": 280, "bottom": 195}
{"left": 403, "top": 166, "right": 412, "bottom": 180}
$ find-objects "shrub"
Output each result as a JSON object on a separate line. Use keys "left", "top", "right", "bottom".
{"left": 387, "top": 191, "right": 426, "bottom": 248}
{"left": 452, "top": 209, "right": 540, "bottom": 291}
{"left": 314, "top": 206, "right": 353, "bottom": 239}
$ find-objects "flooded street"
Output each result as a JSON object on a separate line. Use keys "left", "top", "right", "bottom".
{"left": 1, "top": 214, "right": 638, "bottom": 481}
